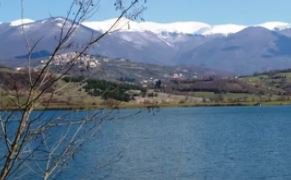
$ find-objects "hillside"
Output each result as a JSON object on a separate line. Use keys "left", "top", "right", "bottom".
{"left": 39, "top": 53, "right": 225, "bottom": 83}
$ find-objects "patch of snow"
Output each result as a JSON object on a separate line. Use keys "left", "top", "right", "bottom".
{"left": 40, "top": 20, "right": 48, "bottom": 24}
{"left": 56, "top": 23, "right": 64, "bottom": 28}
{"left": 53, "top": 17, "right": 67, "bottom": 23}
{"left": 10, "top": 19, "right": 34, "bottom": 26}
{"left": 256, "top": 21, "right": 291, "bottom": 31}
{"left": 138, "top": 21, "right": 211, "bottom": 34}
{"left": 203, "top": 24, "right": 246, "bottom": 35}
{"left": 82, "top": 18, "right": 132, "bottom": 32}
{"left": 120, "top": 33, "right": 135, "bottom": 42}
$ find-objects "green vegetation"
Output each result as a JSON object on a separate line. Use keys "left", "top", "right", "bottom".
{"left": 84, "top": 80, "right": 135, "bottom": 101}
{"left": 63, "top": 76, "right": 85, "bottom": 83}
{"left": 64, "top": 77, "right": 145, "bottom": 102}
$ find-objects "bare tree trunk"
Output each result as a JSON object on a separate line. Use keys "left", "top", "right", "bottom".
{"left": 0, "top": 107, "right": 32, "bottom": 180}
{"left": 0, "top": 0, "right": 146, "bottom": 179}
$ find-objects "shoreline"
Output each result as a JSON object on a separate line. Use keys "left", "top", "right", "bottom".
{"left": 1, "top": 100, "right": 291, "bottom": 111}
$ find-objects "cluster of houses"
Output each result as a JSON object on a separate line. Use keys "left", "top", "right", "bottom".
{"left": 39, "top": 52, "right": 102, "bottom": 69}
{"left": 140, "top": 77, "right": 162, "bottom": 89}
{"left": 139, "top": 71, "right": 201, "bottom": 89}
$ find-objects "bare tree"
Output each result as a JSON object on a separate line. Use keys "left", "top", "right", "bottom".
{"left": 0, "top": 0, "right": 146, "bottom": 179}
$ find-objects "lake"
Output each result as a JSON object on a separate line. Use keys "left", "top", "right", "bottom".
{"left": 3, "top": 106, "right": 291, "bottom": 179}
{"left": 57, "top": 106, "right": 291, "bottom": 180}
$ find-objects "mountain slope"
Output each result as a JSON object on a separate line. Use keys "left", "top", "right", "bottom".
{"left": 2, "top": 17, "right": 291, "bottom": 74}
{"left": 179, "top": 27, "right": 291, "bottom": 74}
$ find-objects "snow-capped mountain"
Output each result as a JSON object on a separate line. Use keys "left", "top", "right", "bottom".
{"left": 82, "top": 18, "right": 291, "bottom": 36}
{"left": 0, "top": 17, "right": 102, "bottom": 65}
{"left": 3, "top": 17, "right": 291, "bottom": 36}
{"left": 2, "top": 17, "right": 291, "bottom": 74}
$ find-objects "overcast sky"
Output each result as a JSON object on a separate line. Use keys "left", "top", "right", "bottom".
{"left": 1, "top": 0, "right": 291, "bottom": 24}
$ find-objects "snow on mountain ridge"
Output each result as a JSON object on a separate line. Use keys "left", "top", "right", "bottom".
{"left": 203, "top": 24, "right": 246, "bottom": 35}
{"left": 10, "top": 19, "right": 35, "bottom": 26}
{"left": 82, "top": 18, "right": 291, "bottom": 36}
{"left": 82, "top": 18, "right": 212, "bottom": 34}
{"left": 256, "top": 21, "right": 291, "bottom": 31}
{"left": 5, "top": 18, "right": 291, "bottom": 36}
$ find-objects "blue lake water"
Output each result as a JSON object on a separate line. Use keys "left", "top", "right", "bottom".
{"left": 56, "top": 106, "right": 291, "bottom": 180}
{"left": 2, "top": 106, "right": 291, "bottom": 179}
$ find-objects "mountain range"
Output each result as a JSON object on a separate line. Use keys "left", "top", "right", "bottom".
{"left": 1, "top": 17, "right": 291, "bottom": 75}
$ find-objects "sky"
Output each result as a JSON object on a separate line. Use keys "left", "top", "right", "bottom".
{"left": 1, "top": 0, "right": 291, "bottom": 24}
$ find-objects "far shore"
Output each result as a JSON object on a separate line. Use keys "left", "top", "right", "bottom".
{"left": 1, "top": 100, "right": 291, "bottom": 111}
